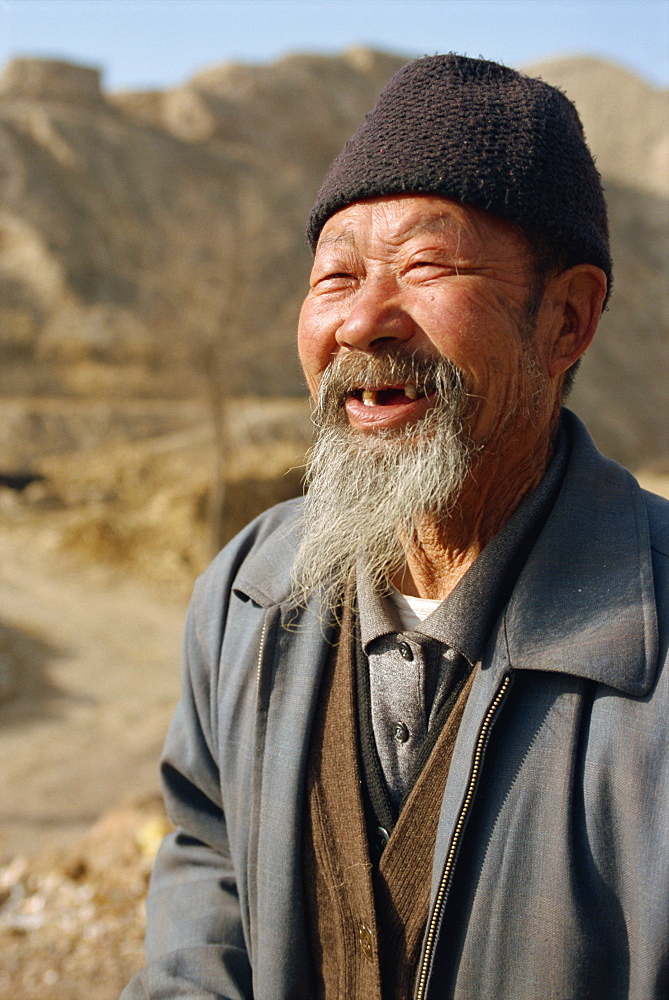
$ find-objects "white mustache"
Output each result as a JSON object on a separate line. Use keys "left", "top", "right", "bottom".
{"left": 316, "top": 350, "right": 466, "bottom": 421}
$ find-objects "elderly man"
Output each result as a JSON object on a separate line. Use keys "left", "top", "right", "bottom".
{"left": 122, "top": 55, "right": 669, "bottom": 1000}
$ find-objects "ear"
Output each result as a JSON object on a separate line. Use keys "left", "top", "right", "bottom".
{"left": 546, "top": 265, "right": 608, "bottom": 379}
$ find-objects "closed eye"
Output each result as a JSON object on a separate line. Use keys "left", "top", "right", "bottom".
{"left": 406, "top": 260, "right": 459, "bottom": 277}
{"left": 312, "top": 271, "right": 358, "bottom": 290}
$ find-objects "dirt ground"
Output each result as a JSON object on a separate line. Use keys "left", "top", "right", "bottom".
{"left": 0, "top": 518, "right": 189, "bottom": 999}
{"left": 0, "top": 796, "right": 170, "bottom": 999}
{"left": 0, "top": 519, "right": 187, "bottom": 858}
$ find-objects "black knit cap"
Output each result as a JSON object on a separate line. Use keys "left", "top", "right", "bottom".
{"left": 307, "top": 53, "right": 611, "bottom": 297}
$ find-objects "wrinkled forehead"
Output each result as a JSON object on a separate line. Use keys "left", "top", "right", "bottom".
{"left": 314, "top": 193, "right": 532, "bottom": 261}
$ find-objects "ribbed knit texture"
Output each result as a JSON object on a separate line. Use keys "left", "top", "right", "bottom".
{"left": 303, "top": 595, "right": 477, "bottom": 999}
{"left": 307, "top": 53, "right": 611, "bottom": 297}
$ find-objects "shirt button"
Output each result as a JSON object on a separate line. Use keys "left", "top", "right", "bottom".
{"left": 393, "top": 722, "right": 410, "bottom": 743}
{"left": 358, "top": 923, "right": 374, "bottom": 961}
{"left": 445, "top": 646, "right": 459, "bottom": 662}
{"left": 375, "top": 826, "right": 390, "bottom": 856}
{"left": 397, "top": 641, "right": 413, "bottom": 661}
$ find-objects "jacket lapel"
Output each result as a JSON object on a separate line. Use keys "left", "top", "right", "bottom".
{"left": 233, "top": 523, "right": 338, "bottom": 999}
{"left": 503, "top": 413, "right": 658, "bottom": 696}
{"left": 251, "top": 595, "right": 337, "bottom": 999}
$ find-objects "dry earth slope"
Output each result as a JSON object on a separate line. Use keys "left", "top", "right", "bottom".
{"left": 0, "top": 50, "right": 666, "bottom": 468}
{"left": 527, "top": 56, "right": 669, "bottom": 469}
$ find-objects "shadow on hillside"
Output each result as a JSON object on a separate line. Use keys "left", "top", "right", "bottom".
{"left": 571, "top": 181, "right": 669, "bottom": 471}
{"left": 221, "top": 467, "right": 305, "bottom": 545}
{"left": 0, "top": 621, "right": 77, "bottom": 727}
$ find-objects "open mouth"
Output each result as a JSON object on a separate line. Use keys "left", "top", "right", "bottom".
{"left": 350, "top": 383, "right": 424, "bottom": 406}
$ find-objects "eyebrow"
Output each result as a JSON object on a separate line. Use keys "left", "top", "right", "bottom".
{"left": 398, "top": 214, "right": 464, "bottom": 241}
{"left": 315, "top": 229, "right": 357, "bottom": 248}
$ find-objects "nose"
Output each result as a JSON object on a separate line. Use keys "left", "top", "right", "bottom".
{"left": 335, "top": 278, "right": 415, "bottom": 352}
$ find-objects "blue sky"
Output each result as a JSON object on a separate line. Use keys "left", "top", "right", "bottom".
{"left": 0, "top": 0, "right": 667, "bottom": 91}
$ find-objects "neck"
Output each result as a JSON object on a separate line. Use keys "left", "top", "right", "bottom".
{"left": 393, "top": 417, "right": 557, "bottom": 600}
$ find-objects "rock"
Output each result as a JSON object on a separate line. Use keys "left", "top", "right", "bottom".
{"left": 0, "top": 58, "right": 105, "bottom": 105}
{"left": 0, "top": 799, "right": 167, "bottom": 1000}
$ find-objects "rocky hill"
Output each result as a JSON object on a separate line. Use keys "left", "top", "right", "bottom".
{"left": 0, "top": 49, "right": 403, "bottom": 401}
{"left": 0, "top": 49, "right": 666, "bottom": 473}
{"left": 525, "top": 56, "right": 669, "bottom": 468}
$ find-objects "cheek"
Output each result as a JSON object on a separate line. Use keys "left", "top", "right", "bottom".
{"left": 297, "top": 298, "right": 337, "bottom": 395}
{"left": 419, "top": 291, "right": 521, "bottom": 383}
{"left": 424, "top": 291, "right": 534, "bottom": 434}
{"left": 414, "top": 293, "right": 470, "bottom": 362}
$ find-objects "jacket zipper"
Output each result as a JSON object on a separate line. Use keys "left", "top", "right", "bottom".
{"left": 414, "top": 673, "right": 512, "bottom": 1000}
{"left": 256, "top": 615, "right": 268, "bottom": 699}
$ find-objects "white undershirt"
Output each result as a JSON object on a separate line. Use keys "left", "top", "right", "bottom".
{"left": 388, "top": 587, "right": 442, "bottom": 630}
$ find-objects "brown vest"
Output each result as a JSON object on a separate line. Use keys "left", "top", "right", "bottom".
{"left": 303, "top": 599, "right": 476, "bottom": 1000}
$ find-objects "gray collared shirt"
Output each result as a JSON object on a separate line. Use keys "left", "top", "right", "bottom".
{"left": 357, "top": 419, "right": 570, "bottom": 810}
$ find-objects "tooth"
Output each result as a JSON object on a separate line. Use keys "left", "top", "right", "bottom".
{"left": 362, "top": 389, "right": 377, "bottom": 406}
{"left": 404, "top": 383, "right": 418, "bottom": 400}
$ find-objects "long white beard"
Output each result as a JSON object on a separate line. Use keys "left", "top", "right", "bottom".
{"left": 290, "top": 351, "right": 477, "bottom": 609}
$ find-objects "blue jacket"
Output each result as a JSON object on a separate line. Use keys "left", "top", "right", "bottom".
{"left": 122, "top": 412, "right": 669, "bottom": 999}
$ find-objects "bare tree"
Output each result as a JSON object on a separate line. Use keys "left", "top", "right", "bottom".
{"left": 177, "top": 170, "right": 264, "bottom": 556}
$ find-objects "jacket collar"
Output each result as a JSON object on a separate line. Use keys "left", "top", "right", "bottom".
{"left": 234, "top": 410, "right": 658, "bottom": 696}
{"left": 233, "top": 499, "right": 303, "bottom": 608}
{"left": 502, "top": 410, "right": 658, "bottom": 695}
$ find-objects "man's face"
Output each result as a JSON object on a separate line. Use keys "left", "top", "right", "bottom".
{"left": 298, "top": 194, "right": 553, "bottom": 447}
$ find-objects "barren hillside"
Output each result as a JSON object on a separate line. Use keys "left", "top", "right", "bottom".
{"left": 527, "top": 56, "right": 669, "bottom": 469}
{"left": 0, "top": 50, "right": 666, "bottom": 471}
{"left": 0, "top": 49, "right": 404, "bottom": 400}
